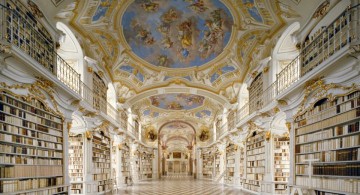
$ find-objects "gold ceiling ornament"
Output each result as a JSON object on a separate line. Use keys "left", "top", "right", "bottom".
{"left": 198, "top": 125, "right": 210, "bottom": 142}
{"left": 85, "top": 130, "right": 93, "bottom": 140}
{"left": 285, "top": 122, "right": 291, "bottom": 132}
{"left": 274, "top": 107, "right": 280, "bottom": 113}
{"left": 263, "top": 66, "right": 270, "bottom": 73}
{"left": 118, "top": 144, "right": 123, "bottom": 150}
{"left": 0, "top": 43, "right": 12, "bottom": 54}
{"left": 96, "top": 121, "right": 110, "bottom": 134}
{"left": 265, "top": 131, "right": 271, "bottom": 142}
{"left": 277, "top": 100, "right": 288, "bottom": 106}
{"left": 251, "top": 71, "right": 259, "bottom": 79}
{"left": 312, "top": 0, "right": 330, "bottom": 19}
{"left": 144, "top": 125, "right": 158, "bottom": 142}
{"left": 97, "top": 71, "right": 104, "bottom": 78}
{"left": 118, "top": 97, "right": 126, "bottom": 104}
{"left": 84, "top": 111, "right": 98, "bottom": 118}
{"left": 87, "top": 67, "right": 93, "bottom": 73}
{"left": 67, "top": 122, "right": 72, "bottom": 133}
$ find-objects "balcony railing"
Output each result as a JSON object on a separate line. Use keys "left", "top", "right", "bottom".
{"left": 0, "top": 4, "right": 133, "bottom": 135}
{"left": 0, "top": 4, "right": 81, "bottom": 94}
{"left": 230, "top": 5, "right": 359, "bottom": 132}
{"left": 277, "top": 5, "right": 358, "bottom": 94}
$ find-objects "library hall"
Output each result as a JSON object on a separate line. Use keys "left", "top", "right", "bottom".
{"left": 0, "top": 0, "right": 359, "bottom": 194}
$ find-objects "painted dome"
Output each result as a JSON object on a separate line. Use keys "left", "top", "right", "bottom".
{"left": 122, "top": 0, "right": 233, "bottom": 68}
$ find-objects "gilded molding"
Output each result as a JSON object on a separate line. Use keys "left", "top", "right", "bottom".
{"left": 312, "top": 0, "right": 330, "bottom": 19}
{"left": 87, "top": 67, "right": 93, "bottom": 73}
{"left": 85, "top": 131, "right": 93, "bottom": 140}
{"left": 0, "top": 77, "right": 62, "bottom": 118}
{"left": 0, "top": 43, "right": 12, "bottom": 54}
{"left": 295, "top": 80, "right": 359, "bottom": 118}
{"left": 265, "top": 131, "right": 271, "bottom": 141}
{"left": 263, "top": 66, "right": 269, "bottom": 73}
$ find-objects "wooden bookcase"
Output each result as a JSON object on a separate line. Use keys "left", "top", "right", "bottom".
{"left": 141, "top": 153, "right": 153, "bottom": 179}
{"left": 244, "top": 131, "right": 265, "bottom": 192}
{"left": 92, "top": 73, "right": 107, "bottom": 112}
{"left": 249, "top": 73, "right": 263, "bottom": 113}
{"left": 0, "top": 91, "right": 68, "bottom": 194}
{"left": 294, "top": 90, "right": 360, "bottom": 194}
{"left": 225, "top": 144, "right": 236, "bottom": 184}
{"left": 69, "top": 134, "right": 84, "bottom": 194}
{"left": 202, "top": 151, "right": 213, "bottom": 179}
{"left": 92, "top": 132, "right": 111, "bottom": 193}
{"left": 274, "top": 137, "right": 290, "bottom": 194}
{"left": 4, "top": 0, "right": 55, "bottom": 73}
{"left": 239, "top": 146, "right": 245, "bottom": 187}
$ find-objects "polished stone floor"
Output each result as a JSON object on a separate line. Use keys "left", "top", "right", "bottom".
{"left": 111, "top": 175, "right": 251, "bottom": 195}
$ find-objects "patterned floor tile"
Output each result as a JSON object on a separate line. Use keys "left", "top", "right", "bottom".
{"left": 111, "top": 175, "right": 251, "bottom": 195}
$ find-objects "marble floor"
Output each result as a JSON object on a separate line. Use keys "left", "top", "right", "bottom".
{"left": 111, "top": 175, "right": 251, "bottom": 195}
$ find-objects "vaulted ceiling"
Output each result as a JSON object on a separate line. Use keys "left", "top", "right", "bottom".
{"left": 34, "top": 0, "right": 323, "bottom": 148}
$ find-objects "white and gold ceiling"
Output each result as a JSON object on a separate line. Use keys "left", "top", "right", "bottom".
{"left": 38, "top": 0, "right": 320, "bottom": 150}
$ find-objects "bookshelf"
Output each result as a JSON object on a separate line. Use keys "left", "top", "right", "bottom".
{"left": 140, "top": 153, "right": 153, "bottom": 179}
{"left": 69, "top": 134, "right": 84, "bottom": 194}
{"left": 244, "top": 131, "right": 265, "bottom": 192}
{"left": 239, "top": 146, "right": 244, "bottom": 186}
{"left": 294, "top": 90, "right": 360, "bottom": 194}
{"left": 92, "top": 73, "right": 107, "bottom": 112}
{"left": 0, "top": 90, "right": 68, "bottom": 194}
{"left": 130, "top": 152, "right": 141, "bottom": 182}
{"left": 225, "top": 144, "right": 236, "bottom": 184}
{"left": 4, "top": 0, "right": 55, "bottom": 73}
{"left": 202, "top": 151, "right": 213, "bottom": 179}
{"left": 274, "top": 137, "right": 290, "bottom": 194}
{"left": 215, "top": 151, "right": 220, "bottom": 177}
{"left": 249, "top": 73, "right": 263, "bottom": 113}
{"left": 120, "top": 145, "right": 130, "bottom": 185}
{"left": 92, "top": 131, "right": 112, "bottom": 193}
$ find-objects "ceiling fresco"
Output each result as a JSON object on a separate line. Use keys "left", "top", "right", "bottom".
{"left": 149, "top": 93, "right": 205, "bottom": 110}
{"left": 121, "top": 0, "right": 233, "bottom": 68}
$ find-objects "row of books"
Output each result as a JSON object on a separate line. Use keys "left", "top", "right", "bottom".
{"left": 0, "top": 143, "right": 62, "bottom": 158}
{"left": 247, "top": 160, "right": 265, "bottom": 167}
{"left": 0, "top": 165, "right": 63, "bottom": 178}
{"left": 247, "top": 146, "right": 265, "bottom": 155}
{"left": 70, "top": 183, "right": 83, "bottom": 194}
{"left": 245, "top": 174, "right": 264, "bottom": 182}
{"left": 0, "top": 94, "right": 62, "bottom": 123}
{"left": 0, "top": 134, "right": 63, "bottom": 150}
{"left": 0, "top": 177, "right": 63, "bottom": 193}
{"left": 313, "top": 164, "right": 360, "bottom": 176}
{"left": 93, "top": 168, "right": 111, "bottom": 174}
{"left": 247, "top": 153, "right": 265, "bottom": 161}
{"left": 0, "top": 155, "right": 62, "bottom": 165}
{"left": 296, "top": 120, "right": 359, "bottom": 144}
{"left": 295, "top": 109, "right": 358, "bottom": 135}
{"left": 295, "top": 134, "right": 359, "bottom": 153}
{"left": 93, "top": 173, "right": 110, "bottom": 181}
{"left": 246, "top": 141, "right": 264, "bottom": 150}
{"left": 0, "top": 114, "right": 62, "bottom": 136}
{"left": 295, "top": 176, "right": 360, "bottom": 193}
{"left": 246, "top": 167, "right": 265, "bottom": 173}
{"left": 296, "top": 128, "right": 332, "bottom": 144}
{"left": 1, "top": 105, "right": 61, "bottom": 129}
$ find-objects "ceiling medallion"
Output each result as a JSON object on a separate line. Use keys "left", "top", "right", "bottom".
{"left": 122, "top": 0, "right": 233, "bottom": 69}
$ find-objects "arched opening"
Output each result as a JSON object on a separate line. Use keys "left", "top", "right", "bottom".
{"left": 271, "top": 22, "right": 300, "bottom": 83}
{"left": 56, "top": 22, "right": 84, "bottom": 81}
